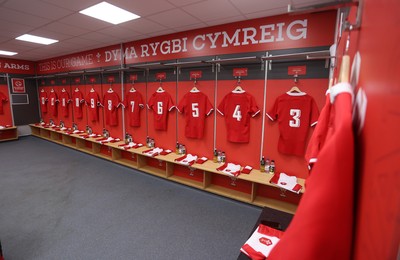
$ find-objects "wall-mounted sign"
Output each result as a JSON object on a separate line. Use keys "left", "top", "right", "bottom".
{"left": 11, "top": 78, "right": 25, "bottom": 93}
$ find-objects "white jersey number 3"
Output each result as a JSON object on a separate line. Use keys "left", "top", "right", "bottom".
{"left": 289, "top": 109, "right": 301, "bottom": 127}
{"left": 232, "top": 105, "right": 242, "bottom": 121}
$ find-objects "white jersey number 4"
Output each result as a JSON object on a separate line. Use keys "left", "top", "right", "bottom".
{"left": 289, "top": 109, "right": 301, "bottom": 127}
{"left": 232, "top": 105, "right": 242, "bottom": 121}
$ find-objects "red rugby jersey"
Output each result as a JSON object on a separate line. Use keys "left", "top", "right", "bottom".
{"left": 122, "top": 90, "right": 144, "bottom": 127}
{"left": 59, "top": 90, "right": 71, "bottom": 118}
{"left": 177, "top": 90, "right": 213, "bottom": 139}
{"left": 39, "top": 90, "right": 48, "bottom": 114}
{"left": 103, "top": 90, "right": 121, "bottom": 126}
{"left": 85, "top": 90, "right": 101, "bottom": 122}
{"left": 147, "top": 90, "right": 175, "bottom": 131}
{"left": 267, "top": 92, "right": 319, "bottom": 156}
{"left": 0, "top": 91, "right": 8, "bottom": 114}
{"left": 72, "top": 89, "right": 85, "bottom": 119}
{"left": 48, "top": 90, "right": 58, "bottom": 117}
{"left": 217, "top": 90, "right": 260, "bottom": 143}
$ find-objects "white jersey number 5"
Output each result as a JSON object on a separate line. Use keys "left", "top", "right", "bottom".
{"left": 232, "top": 105, "right": 242, "bottom": 121}
{"left": 289, "top": 109, "right": 301, "bottom": 127}
{"left": 192, "top": 103, "right": 199, "bottom": 118}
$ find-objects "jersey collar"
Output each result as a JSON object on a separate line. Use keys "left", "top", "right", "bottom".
{"left": 286, "top": 91, "right": 306, "bottom": 96}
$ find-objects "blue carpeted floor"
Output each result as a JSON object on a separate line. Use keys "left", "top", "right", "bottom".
{"left": 0, "top": 136, "right": 261, "bottom": 260}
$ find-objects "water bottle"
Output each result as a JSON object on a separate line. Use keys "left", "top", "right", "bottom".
{"left": 213, "top": 149, "right": 218, "bottom": 163}
{"left": 265, "top": 158, "right": 270, "bottom": 172}
{"left": 269, "top": 160, "right": 275, "bottom": 174}
{"left": 260, "top": 156, "right": 266, "bottom": 172}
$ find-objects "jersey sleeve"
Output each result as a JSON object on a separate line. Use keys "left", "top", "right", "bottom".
{"left": 121, "top": 93, "right": 128, "bottom": 108}
{"left": 266, "top": 97, "right": 279, "bottom": 121}
{"left": 84, "top": 93, "right": 90, "bottom": 105}
{"left": 147, "top": 94, "right": 155, "bottom": 110}
{"left": 205, "top": 95, "right": 214, "bottom": 116}
{"left": 177, "top": 95, "right": 186, "bottom": 114}
{"left": 249, "top": 94, "right": 260, "bottom": 117}
{"left": 309, "top": 97, "right": 320, "bottom": 126}
{"left": 167, "top": 93, "right": 175, "bottom": 111}
{"left": 217, "top": 95, "right": 227, "bottom": 116}
{"left": 115, "top": 93, "right": 121, "bottom": 108}
{"left": 0, "top": 92, "right": 8, "bottom": 102}
{"left": 138, "top": 92, "right": 144, "bottom": 108}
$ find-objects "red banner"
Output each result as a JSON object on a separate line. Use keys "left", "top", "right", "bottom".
{"left": 11, "top": 78, "right": 25, "bottom": 93}
{"left": 124, "top": 11, "right": 336, "bottom": 64}
{"left": 37, "top": 44, "right": 122, "bottom": 75}
{"left": 34, "top": 11, "right": 336, "bottom": 75}
{"left": 0, "top": 58, "right": 35, "bottom": 74}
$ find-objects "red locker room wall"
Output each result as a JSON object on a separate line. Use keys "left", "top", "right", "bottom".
{"left": 176, "top": 80, "right": 215, "bottom": 159}
{"left": 146, "top": 79, "right": 177, "bottom": 149}
{"left": 0, "top": 84, "right": 12, "bottom": 126}
{"left": 350, "top": 0, "right": 400, "bottom": 259}
{"left": 263, "top": 78, "right": 328, "bottom": 179}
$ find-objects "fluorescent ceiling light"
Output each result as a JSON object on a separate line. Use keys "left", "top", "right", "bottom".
{"left": 79, "top": 1, "right": 140, "bottom": 25}
{"left": 0, "top": 50, "right": 18, "bottom": 56}
{"left": 16, "top": 34, "right": 58, "bottom": 45}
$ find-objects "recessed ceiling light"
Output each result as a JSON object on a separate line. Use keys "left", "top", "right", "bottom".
{"left": 16, "top": 34, "right": 58, "bottom": 45}
{"left": 79, "top": 1, "right": 140, "bottom": 25}
{"left": 0, "top": 50, "right": 18, "bottom": 56}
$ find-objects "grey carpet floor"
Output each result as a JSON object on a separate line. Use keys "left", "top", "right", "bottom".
{"left": 0, "top": 136, "right": 261, "bottom": 260}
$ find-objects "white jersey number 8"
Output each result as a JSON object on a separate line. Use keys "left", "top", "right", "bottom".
{"left": 289, "top": 109, "right": 301, "bottom": 127}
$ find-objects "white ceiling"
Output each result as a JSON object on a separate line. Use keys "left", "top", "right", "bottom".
{"left": 0, "top": 0, "right": 337, "bottom": 61}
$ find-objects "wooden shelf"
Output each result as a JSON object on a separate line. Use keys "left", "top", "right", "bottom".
{"left": 138, "top": 165, "right": 166, "bottom": 178}
{"left": 167, "top": 175, "right": 204, "bottom": 189}
{"left": 0, "top": 126, "right": 18, "bottom": 142}
{"left": 115, "top": 158, "right": 138, "bottom": 169}
{"left": 252, "top": 197, "right": 298, "bottom": 214}
{"left": 28, "top": 124, "right": 302, "bottom": 213}
{"left": 205, "top": 184, "right": 251, "bottom": 203}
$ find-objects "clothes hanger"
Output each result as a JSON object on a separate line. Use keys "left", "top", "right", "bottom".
{"left": 157, "top": 79, "right": 164, "bottom": 92}
{"left": 90, "top": 87, "right": 95, "bottom": 92}
{"left": 75, "top": 87, "right": 80, "bottom": 92}
{"left": 62, "top": 88, "right": 66, "bottom": 92}
{"left": 289, "top": 74, "right": 302, "bottom": 93}
{"left": 50, "top": 88, "right": 54, "bottom": 92}
{"left": 190, "top": 78, "right": 199, "bottom": 92}
{"left": 233, "top": 76, "right": 244, "bottom": 92}
{"left": 130, "top": 79, "right": 136, "bottom": 92}
{"left": 41, "top": 89, "right": 45, "bottom": 92}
